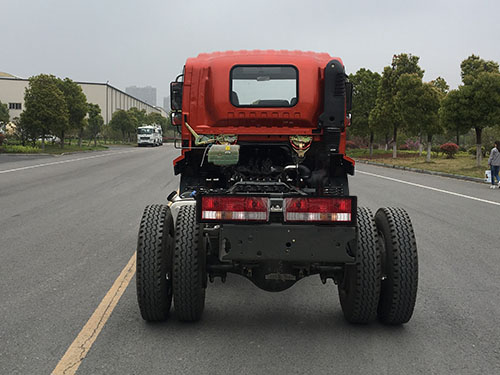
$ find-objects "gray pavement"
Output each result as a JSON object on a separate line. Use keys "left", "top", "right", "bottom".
{"left": 1, "top": 147, "right": 499, "bottom": 374}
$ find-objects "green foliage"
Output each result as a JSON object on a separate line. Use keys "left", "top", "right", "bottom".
{"left": 2, "top": 144, "right": 40, "bottom": 153}
{"left": 396, "top": 75, "right": 443, "bottom": 139}
{"left": 468, "top": 146, "right": 486, "bottom": 157}
{"left": 146, "top": 112, "right": 168, "bottom": 130}
{"left": 439, "top": 87, "right": 471, "bottom": 136}
{"left": 87, "top": 103, "right": 104, "bottom": 144}
{"left": 349, "top": 68, "right": 380, "bottom": 138}
{"left": 0, "top": 100, "right": 9, "bottom": 124}
{"left": 21, "top": 74, "right": 69, "bottom": 146}
{"left": 441, "top": 55, "right": 500, "bottom": 165}
{"left": 127, "top": 107, "right": 147, "bottom": 128}
{"left": 109, "top": 109, "right": 135, "bottom": 140}
{"left": 57, "top": 78, "right": 88, "bottom": 144}
{"left": 430, "top": 77, "right": 449, "bottom": 94}
{"left": 460, "top": 54, "right": 499, "bottom": 85}
{"left": 370, "top": 53, "right": 425, "bottom": 157}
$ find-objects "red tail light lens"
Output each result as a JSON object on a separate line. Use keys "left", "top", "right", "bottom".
{"left": 284, "top": 197, "right": 353, "bottom": 223}
{"left": 201, "top": 196, "right": 269, "bottom": 222}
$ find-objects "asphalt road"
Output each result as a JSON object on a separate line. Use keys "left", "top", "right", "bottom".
{"left": 1, "top": 145, "right": 499, "bottom": 375}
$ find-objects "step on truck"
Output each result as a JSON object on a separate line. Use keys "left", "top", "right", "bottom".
{"left": 136, "top": 50, "right": 418, "bottom": 324}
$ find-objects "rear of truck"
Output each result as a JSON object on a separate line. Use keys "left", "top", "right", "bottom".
{"left": 135, "top": 50, "right": 418, "bottom": 326}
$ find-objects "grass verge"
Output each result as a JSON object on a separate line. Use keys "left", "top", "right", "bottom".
{"left": 1, "top": 143, "right": 108, "bottom": 154}
{"left": 347, "top": 149, "right": 489, "bottom": 179}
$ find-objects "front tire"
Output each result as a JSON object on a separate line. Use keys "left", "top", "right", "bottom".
{"left": 375, "top": 207, "right": 418, "bottom": 325}
{"left": 338, "top": 207, "right": 381, "bottom": 324}
{"left": 136, "top": 204, "right": 174, "bottom": 321}
{"left": 173, "top": 205, "right": 206, "bottom": 321}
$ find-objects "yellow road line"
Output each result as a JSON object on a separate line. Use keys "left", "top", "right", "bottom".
{"left": 51, "top": 252, "right": 137, "bottom": 375}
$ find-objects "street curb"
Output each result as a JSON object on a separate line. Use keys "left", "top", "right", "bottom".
{"left": 355, "top": 159, "right": 487, "bottom": 184}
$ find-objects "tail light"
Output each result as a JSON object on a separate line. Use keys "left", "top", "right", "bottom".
{"left": 200, "top": 196, "right": 269, "bottom": 222}
{"left": 284, "top": 197, "right": 354, "bottom": 223}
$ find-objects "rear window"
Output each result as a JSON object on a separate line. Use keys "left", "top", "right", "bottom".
{"left": 230, "top": 65, "right": 298, "bottom": 107}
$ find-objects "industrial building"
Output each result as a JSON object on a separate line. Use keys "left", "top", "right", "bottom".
{"left": 0, "top": 73, "right": 164, "bottom": 124}
{"left": 125, "top": 85, "right": 157, "bottom": 106}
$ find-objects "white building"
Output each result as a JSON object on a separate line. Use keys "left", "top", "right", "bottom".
{"left": 0, "top": 73, "right": 163, "bottom": 124}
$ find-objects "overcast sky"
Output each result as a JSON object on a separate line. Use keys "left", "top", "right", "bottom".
{"left": 3, "top": 0, "right": 500, "bottom": 105}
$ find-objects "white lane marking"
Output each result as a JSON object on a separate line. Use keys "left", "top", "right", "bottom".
{"left": 0, "top": 149, "right": 140, "bottom": 174}
{"left": 357, "top": 170, "right": 500, "bottom": 207}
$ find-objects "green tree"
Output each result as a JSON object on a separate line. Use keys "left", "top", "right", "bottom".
{"left": 58, "top": 78, "right": 88, "bottom": 147}
{"left": 441, "top": 55, "right": 500, "bottom": 165}
{"left": 370, "top": 53, "right": 424, "bottom": 158}
{"left": 87, "top": 103, "right": 104, "bottom": 147}
{"left": 21, "top": 74, "right": 69, "bottom": 150}
{"left": 109, "top": 109, "right": 135, "bottom": 142}
{"left": 440, "top": 87, "right": 471, "bottom": 146}
{"left": 396, "top": 74, "right": 443, "bottom": 162}
{"left": 348, "top": 69, "right": 381, "bottom": 156}
{"left": 0, "top": 100, "right": 9, "bottom": 125}
{"left": 128, "top": 107, "right": 147, "bottom": 127}
{"left": 430, "top": 76, "right": 449, "bottom": 94}
{"left": 146, "top": 112, "right": 168, "bottom": 130}
{"left": 460, "top": 54, "right": 499, "bottom": 85}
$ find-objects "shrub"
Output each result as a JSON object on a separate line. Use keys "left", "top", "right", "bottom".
{"left": 399, "top": 144, "right": 409, "bottom": 150}
{"left": 468, "top": 146, "right": 486, "bottom": 157}
{"left": 0, "top": 133, "right": 5, "bottom": 146}
{"left": 404, "top": 139, "right": 420, "bottom": 151}
{"left": 345, "top": 140, "right": 357, "bottom": 149}
{"left": 2, "top": 145, "right": 40, "bottom": 153}
{"left": 440, "top": 143, "right": 459, "bottom": 158}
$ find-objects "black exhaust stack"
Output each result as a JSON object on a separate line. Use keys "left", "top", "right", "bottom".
{"left": 319, "top": 59, "right": 346, "bottom": 154}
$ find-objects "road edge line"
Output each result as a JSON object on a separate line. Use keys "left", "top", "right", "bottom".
{"left": 357, "top": 170, "right": 500, "bottom": 207}
{"left": 51, "top": 252, "right": 137, "bottom": 375}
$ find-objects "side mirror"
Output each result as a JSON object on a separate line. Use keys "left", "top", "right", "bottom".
{"left": 345, "top": 81, "right": 353, "bottom": 113}
{"left": 170, "top": 81, "right": 183, "bottom": 111}
{"left": 170, "top": 111, "right": 182, "bottom": 131}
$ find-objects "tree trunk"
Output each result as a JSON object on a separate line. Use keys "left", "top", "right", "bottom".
{"left": 94, "top": 136, "right": 97, "bottom": 147}
{"left": 369, "top": 131, "right": 374, "bottom": 157}
{"left": 78, "top": 128, "right": 83, "bottom": 147}
{"left": 456, "top": 127, "right": 460, "bottom": 146}
{"left": 475, "top": 127, "right": 482, "bottom": 167}
{"left": 392, "top": 126, "right": 398, "bottom": 159}
{"left": 384, "top": 134, "right": 389, "bottom": 151}
{"left": 426, "top": 134, "right": 432, "bottom": 163}
{"left": 60, "top": 131, "right": 65, "bottom": 149}
{"left": 418, "top": 134, "right": 423, "bottom": 156}
{"left": 41, "top": 134, "right": 45, "bottom": 151}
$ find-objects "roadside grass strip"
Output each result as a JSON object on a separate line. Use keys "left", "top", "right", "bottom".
{"left": 357, "top": 170, "right": 500, "bottom": 207}
{"left": 51, "top": 253, "right": 136, "bottom": 375}
{"left": 0, "top": 149, "right": 139, "bottom": 174}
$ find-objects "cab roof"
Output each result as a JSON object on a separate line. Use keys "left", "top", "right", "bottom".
{"left": 186, "top": 50, "right": 343, "bottom": 69}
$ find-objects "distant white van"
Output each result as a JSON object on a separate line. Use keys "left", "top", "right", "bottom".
{"left": 137, "top": 125, "right": 163, "bottom": 147}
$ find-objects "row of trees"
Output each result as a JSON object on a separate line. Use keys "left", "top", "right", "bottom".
{"left": 349, "top": 54, "right": 500, "bottom": 165}
{"left": 4, "top": 74, "right": 169, "bottom": 149}
{"left": 12, "top": 74, "right": 101, "bottom": 149}
{"left": 109, "top": 108, "right": 169, "bottom": 142}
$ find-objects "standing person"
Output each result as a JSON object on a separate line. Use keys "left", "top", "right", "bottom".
{"left": 488, "top": 141, "right": 500, "bottom": 189}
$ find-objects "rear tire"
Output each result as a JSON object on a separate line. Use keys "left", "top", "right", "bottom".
{"left": 375, "top": 207, "right": 418, "bottom": 325}
{"left": 338, "top": 207, "right": 381, "bottom": 324}
{"left": 173, "top": 205, "right": 206, "bottom": 321}
{"left": 136, "top": 204, "right": 174, "bottom": 321}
